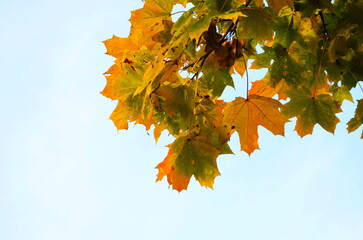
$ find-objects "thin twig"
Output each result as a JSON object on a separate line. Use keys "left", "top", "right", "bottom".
{"left": 318, "top": 10, "right": 329, "bottom": 39}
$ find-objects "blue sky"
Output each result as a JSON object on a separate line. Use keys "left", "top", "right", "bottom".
{"left": 1, "top": 1, "right": 363, "bottom": 239}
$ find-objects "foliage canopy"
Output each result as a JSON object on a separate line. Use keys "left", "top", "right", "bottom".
{"left": 102, "top": 0, "right": 363, "bottom": 191}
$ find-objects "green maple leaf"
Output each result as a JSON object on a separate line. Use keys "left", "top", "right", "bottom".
{"left": 347, "top": 99, "right": 363, "bottom": 139}
{"left": 283, "top": 87, "right": 342, "bottom": 137}
{"left": 154, "top": 83, "right": 194, "bottom": 120}
{"left": 270, "top": 44, "right": 304, "bottom": 86}
{"left": 200, "top": 64, "right": 234, "bottom": 98}
{"left": 331, "top": 85, "right": 353, "bottom": 103}
{"left": 237, "top": 8, "right": 273, "bottom": 42}
{"left": 156, "top": 135, "right": 222, "bottom": 192}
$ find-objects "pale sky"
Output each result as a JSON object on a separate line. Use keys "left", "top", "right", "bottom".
{"left": 1, "top": 1, "right": 363, "bottom": 239}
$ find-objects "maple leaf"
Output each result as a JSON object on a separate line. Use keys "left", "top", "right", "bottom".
{"left": 101, "top": 65, "right": 142, "bottom": 101}
{"left": 347, "top": 99, "right": 363, "bottom": 139}
{"left": 328, "top": 36, "right": 349, "bottom": 63}
{"left": 109, "top": 101, "right": 130, "bottom": 130}
{"left": 110, "top": 95, "right": 155, "bottom": 131}
{"left": 103, "top": 35, "right": 138, "bottom": 58}
{"left": 270, "top": 44, "right": 304, "bottom": 86}
{"left": 130, "top": 0, "right": 173, "bottom": 24}
{"left": 154, "top": 83, "right": 194, "bottom": 120}
{"left": 197, "top": 99, "right": 226, "bottom": 127}
{"left": 134, "top": 60, "right": 180, "bottom": 97}
{"left": 156, "top": 136, "right": 222, "bottom": 192}
{"left": 199, "top": 63, "right": 234, "bottom": 98}
{"left": 152, "top": 20, "right": 174, "bottom": 44}
{"left": 283, "top": 88, "right": 342, "bottom": 137}
{"left": 331, "top": 85, "right": 354, "bottom": 103}
{"left": 296, "top": 17, "right": 320, "bottom": 53}
{"left": 223, "top": 95, "right": 289, "bottom": 155}
{"left": 128, "top": 0, "right": 174, "bottom": 49}
{"left": 237, "top": 8, "right": 273, "bottom": 42}
{"left": 249, "top": 76, "right": 289, "bottom": 100}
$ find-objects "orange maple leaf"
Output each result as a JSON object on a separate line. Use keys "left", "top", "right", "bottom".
{"left": 249, "top": 77, "right": 289, "bottom": 100}
{"left": 223, "top": 95, "right": 289, "bottom": 155}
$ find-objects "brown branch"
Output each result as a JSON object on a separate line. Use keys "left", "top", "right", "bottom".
{"left": 245, "top": 0, "right": 252, "bottom": 7}
{"left": 318, "top": 10, "right": 329, "bottom": 39}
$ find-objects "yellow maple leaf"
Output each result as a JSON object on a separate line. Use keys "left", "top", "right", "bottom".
{"left": 101, "top": 65, "right": 141, "bottom": 101}
{"left": 129, "top": 0, "right": 173, "bottom": 48}
{"left": 103, "top": 35, "right": 138, "bottom": 58}
{"left": 109, "top": 101, "right": 130, "bottom": 130}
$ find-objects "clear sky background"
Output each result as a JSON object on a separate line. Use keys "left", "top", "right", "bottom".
{"left": 1, "top": 1, "right": 363, "bottom": 239}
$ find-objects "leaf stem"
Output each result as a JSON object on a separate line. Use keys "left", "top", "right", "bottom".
{"left": 170, "top": 11, "right": 187, "bottom": 16}
{"left": 241, "top": 51, "right": 249, "bottom": 99}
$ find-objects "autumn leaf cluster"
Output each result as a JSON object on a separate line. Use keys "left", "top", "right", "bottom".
{"left": 101, "top": 0, "right": 363, "bottom": 191}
